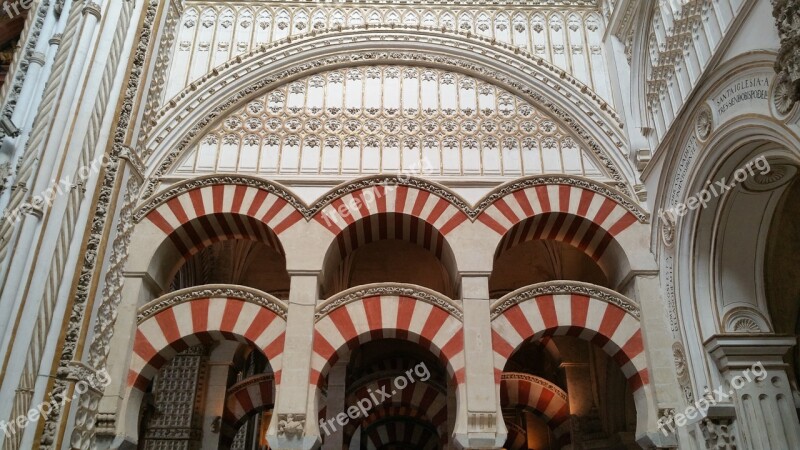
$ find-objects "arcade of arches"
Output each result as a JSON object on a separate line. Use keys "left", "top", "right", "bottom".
{"left": 0, "top": 1, "right": 800, "bottom": 450}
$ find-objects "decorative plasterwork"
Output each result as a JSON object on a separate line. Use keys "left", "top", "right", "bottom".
{"left": 772, "top": 0, "right": 800, "bottom": 106}
{"left": 137, "top": 285, "right": 289, "bottom": 323}
{"left": 0, "top": 0, "right": 50, "bottom": 139}
{"left": 171, "top": 65, "right": 609, "bottom": 180}
{"left": 722, "top": 307, "right": 770, "bottom": 333}
{"left": 500, "top": 372, "right": 568, "bottom": 401}
{"left": 695, "top": 105, "right": 713, "bottom": 141}
{"left": 315, "top": 283, "right": 463, "bottom": 321}
{"left": 142, "top": 28, "right": 632, "bottom": 198}
{"left": 490, "top": 280, "right": 640, "bottom": 319}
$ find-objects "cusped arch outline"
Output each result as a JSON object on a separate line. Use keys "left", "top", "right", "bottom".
{"left": 142, "top": 27, "right": 634, "bottom": 199}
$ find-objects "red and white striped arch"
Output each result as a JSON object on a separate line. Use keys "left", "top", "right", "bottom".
{"left": 328, "top": 212, "right": 451, "bottom": 261}
{"left": 500, "top": 373, "right": 570, "bottom": 444}
{"left": 344, "top": 404, "right": 448, "bottom": 450}
{"left": 495, "top": 213, "right": 617, "bottom": 263}
{"left": 363, "top": 418, "right": 440, "bottom": 450}
{"left": 140, "top": 184, "right": 304, "bottom": 259}
{"left": 478, "top": 184, "right": 641, "bottom": 240}
{"left": 313, "top": 184, "right": 468, "bottom": 236}
{"left": 129, "top": 296, "right": 286, "bottom": 391}
{"left": 223, "top": 374, "right": 276, "bottom": 427}
{"left": 504, "top": 422, "right": 529, "bottom": 450}
{"left": 311, "top": 295, "right": 465, "bottom": 387}
{"left": 491, "top": 292, "right": 647, "bottom": 394}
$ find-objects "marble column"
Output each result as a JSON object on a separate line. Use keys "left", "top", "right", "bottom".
{"left": 705, "top": 334, "right": 800, "bottom": 450}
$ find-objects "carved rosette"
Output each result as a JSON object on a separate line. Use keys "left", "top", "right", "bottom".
{"left": 695, "top": 105, "right": 713, "bottom": 141}
{"left": 661, "top": 209, "right": 676, "bottom": 248}
{"left": 772, "top": 71, "right": 798, "bottom": 115}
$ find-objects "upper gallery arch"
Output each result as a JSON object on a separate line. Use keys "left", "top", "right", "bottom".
{"left": 141, "top": 29, "right": 635, "bottom": 198}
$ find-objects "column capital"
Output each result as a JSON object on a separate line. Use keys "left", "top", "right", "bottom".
{"left": 704, "top": 334, "right": 796, "bottom": 371}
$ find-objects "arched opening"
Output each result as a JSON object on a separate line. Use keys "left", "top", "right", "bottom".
{"left": 321, "top": 213, "right": 458, "bottom": 298}
{"left": 765, "top": 178, "right": 800, "bottom": 389}
{"left": 126, "top": 291, "right": 287, "bottom": 450}
{"left": 312, "top": 293, "right": 465, "bottom": 449}
{"left": 485, "top": 201, "right": 637, "bottom": 295}
{"left": 146, "top": 212, "right": 290, "bottom": 297}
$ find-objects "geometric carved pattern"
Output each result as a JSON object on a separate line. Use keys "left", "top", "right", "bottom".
{"left": 172, "top": 65, "right": 609, "bottom": 179}
{"left": 477, "top": 183, "right": 640, "bottom": 236}
{"left": 500, "top": 372, "right": 571, "bottom": 445}
{"left": 491, "top": 288, "right": 648, "bottom": 392}
{"left": 129, "top": 295, "right": 286, "bottom": 391}
{"left": 311, "top": 295, "right": 465, "bottom": 386}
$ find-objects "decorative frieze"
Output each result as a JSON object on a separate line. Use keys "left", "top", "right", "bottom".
{"left": 316, "top": 283, "right": 463, "bottom": 321}
{"left": 137, "top": 285, "right": 289, "bottom": 323}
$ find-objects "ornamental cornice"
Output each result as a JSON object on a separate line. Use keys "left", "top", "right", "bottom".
{"left": 500, "top": 372, "right": 568, "bottom": 401}
{"left": 137, "top": 284, "right": 289, "bottom": 323}
{"left": 490, "top": 280, "right": 640, "bottom": 320}
{"left": 316, "top": 283, "right": 463, "bottom": 321}
{"left": 143, "top": 27, "right": 631, "bottom": 198}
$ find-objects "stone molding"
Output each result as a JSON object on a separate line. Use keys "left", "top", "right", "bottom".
{"left": 500, "top": 372, "right": 568, "bottom": 401}
{"left": 316, "top": 283, "right": 463, "bottom": 321}
{"left": 490, "top": 280, "right": 640, "bottom": 319}
{"left": 137, "top": 284, "right": 289, "bottom": 323}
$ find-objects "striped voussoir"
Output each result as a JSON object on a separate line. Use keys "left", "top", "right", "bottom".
{"left": 129, "top": 296, "right": 286, "bottom": 391}
{"left": 311, "top": 295, "right": 465, "bottom": 387}
{"left": 329, "top": 212, "right": 449, "bottom": 260}
{"left": 343, "top": 404, "right": 445, "bottom": 450}
{"left": 313, "top": 185, "right": 468, "bottom": 236}
{"left": 495, "top": 212, "right": 617, "bottom": 263}
{"left": 500, "top": 372, "right": 570, "bottom": 445}
{"left": 223, "top": 374, "right": 276, "bottom": 427}
{"left": 143, "top": 184, "right": 303, "bottom": 258}
{"left": 478, "top": 184, "right": 639, "bottom": 239}
{"left": 504, "top": 422, "right": 529, "bottom": 450}
{"left": 491, "top": 292, "right": 647, "bottom": 393}
{"left": 363, "top": 418, "right": 440, "bottom": 450}
{"left": 349, "top": 378, "right": 447, "bottom": 426}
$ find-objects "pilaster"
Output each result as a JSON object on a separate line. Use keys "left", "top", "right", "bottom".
{"left": 705, "top": 334, "right": 800, "bottom": 449}
{"left": 267, "top": 273, "right": 321, "bottom": 450}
